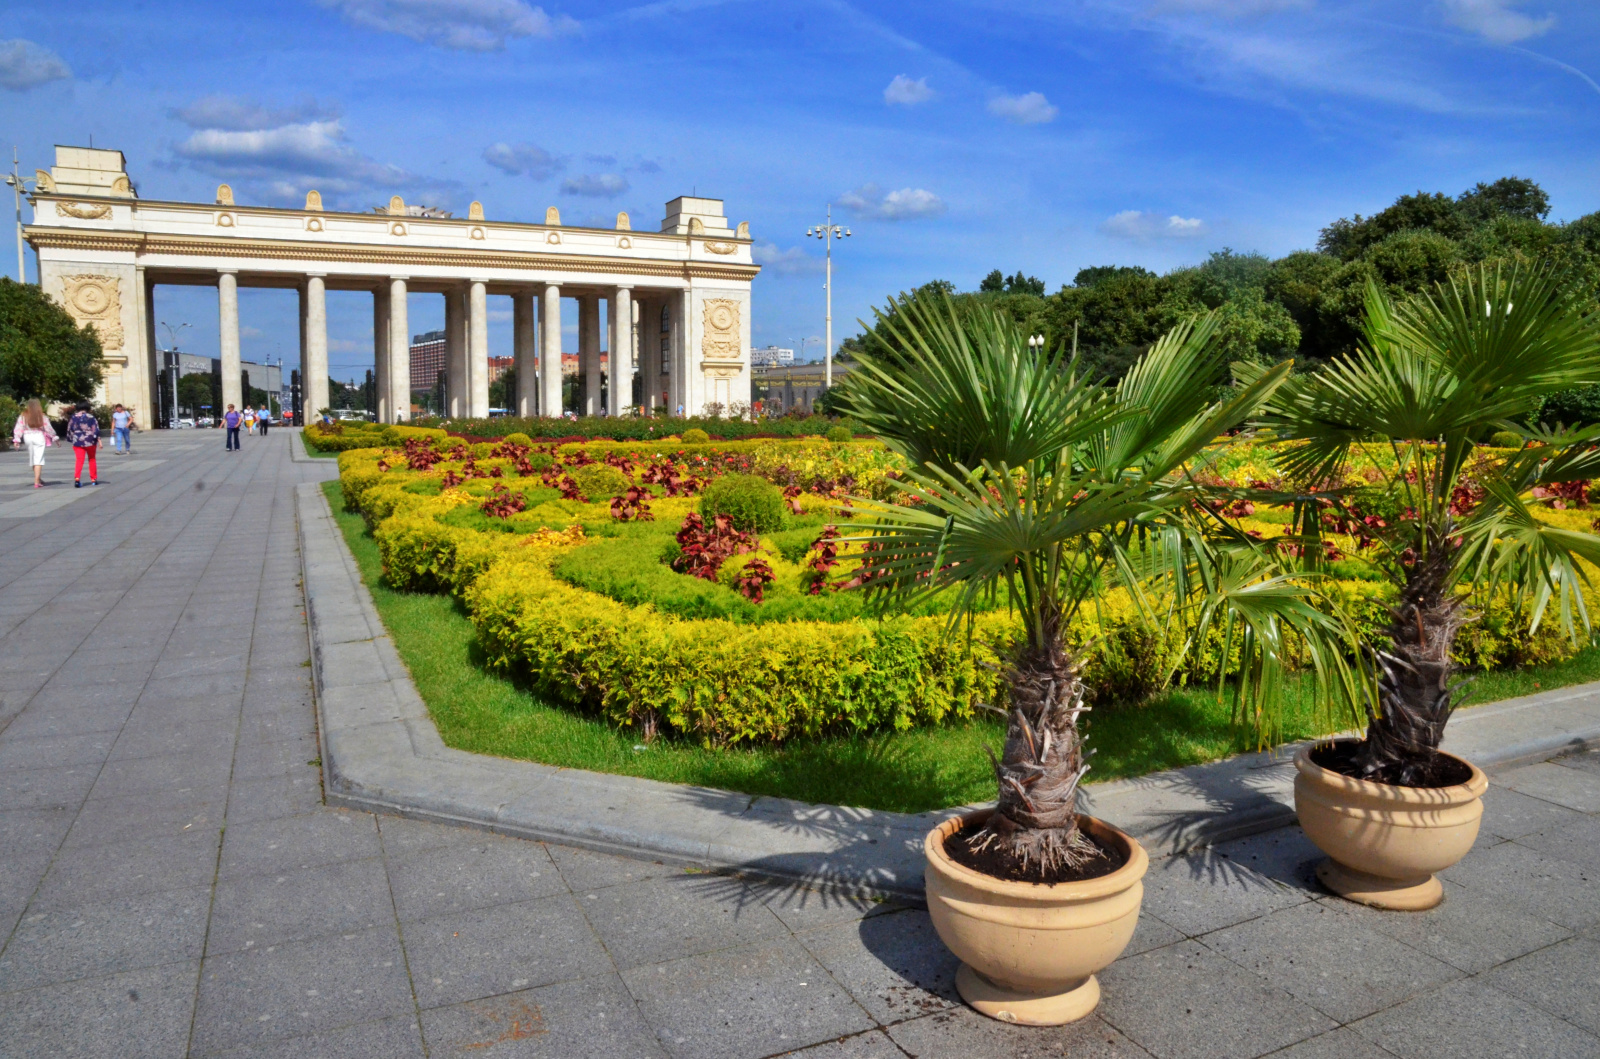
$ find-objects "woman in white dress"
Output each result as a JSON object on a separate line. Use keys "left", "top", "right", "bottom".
{"left": 12, "top": 399, "right": 58, "bottom": 488}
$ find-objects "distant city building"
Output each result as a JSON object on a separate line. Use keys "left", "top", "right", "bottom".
{"left": 751, "top": 345, "right": 794, "bottom": 367}
{"left": 487, "top": 356, "right": 514, "bottom": 383}
{"left": 410, "top": 330, "right": 447, "bottom": 392}
{"left": 561, "top": 351, "right": 608, "bottom": 377}
{"left": 159, "top": 350, "right": 282, "bottom": 411}
{"left": 752, "top": 360, "right": 852, "bottom": 415}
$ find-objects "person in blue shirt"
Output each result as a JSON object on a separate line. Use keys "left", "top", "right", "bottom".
{"left": 111, "top": 404, "right": 133, "bottom": 455}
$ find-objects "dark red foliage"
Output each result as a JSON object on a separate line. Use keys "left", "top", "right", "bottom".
{"left": 610, "top": 485, "right": 655, "bottom": 522}
{"left": 1532, "top": 479, "right": 1589, "bottom": 510}
{"left": 783, "top": 484, "right": 805, "bottom": 515}
{"left": 556, "top": 475, "right": 588, "bottom": 503}
{"left": 805, "top": 525, "right": 841, "bottom": 594}
{"left": 670, "top": 512, "right": 758, "bottom": 581}
{"left": 1449, "top": 482, "right": 1486, "bottom": 517}
{"left": 490, "top": 439, "right": 530, "bottom": 461}
{"left": 479, "top": 483, "right": 527, "bottom": 518}
{"left": 733, "top": 557, "right": 774, "bottom": 602}
{"left": 403, "top": 437, "right": 444, "bottom": 471}
{"left": 376, "top": 458, "right": 390, "bottom": 473}
{"left": 440, "top": 469, "right": 464, "bottom": 489}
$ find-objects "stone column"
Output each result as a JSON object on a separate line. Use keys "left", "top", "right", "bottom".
{"left": 218, "top": 271, "right": 241, "bottom": 412}
{"left": 388, "top": 278, "right": 409, "bottom": 423}
{"left": 610, "top": 286, "right": 633, "bottom": 416}
{"left": 540, "top": 284, "right": 562, "bottom": 418}
{"left": 303, "top": 275, "right": 329, "bottom": 419}
{"left": 469, "top": 280, "right": 490, "bottom": 419}
{"left": 445, "top": 287, "right": 467, "bottom": 418}
{"left": 512, "top": 290, "right": 536, "bottom": 418}
{"left": 143, "top": 270, "right": 159, "bottom": 425}
{"left": 678, "top": 288, "right": 694, "bottom": 417}
{"left": 579, "top": 294, "right": 601, "bottom": 416}
{"left": 373, "top": 284, "right": 390, "bottom": 422}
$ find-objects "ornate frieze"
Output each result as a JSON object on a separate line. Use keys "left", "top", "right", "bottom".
{"left": 55, "top": 201, "right": 111, "bottom": 220}
{"left": 700, "top": 298, "right": 742, "bottom": 373}
{"left": 62, "top": 274, "right": 124, "bottom": 351}
{"left": 703, "top": 241, "right": 737, "bottom": 255}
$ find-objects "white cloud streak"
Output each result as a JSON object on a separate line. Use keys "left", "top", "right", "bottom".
{"left": 987, "top": 91, "right": 1058, "bottom": 124}
{"left": 317, "top": 0, "right": 578, "bottom": 51}
{"left": 884, "top": 74, "right": 934, "bottom": 105}
{"left": 1100, "top": 210, "right": 1207, "bottom": 239}
{"left": 171, "top": 95, "right": 338, "bottom": 131}
{"left": 839, "top": 183, "right": 946, "bottom": 221}
{"left": 561, "top": 172, "right": 629, "bottom": 197}
{"left": 1439, "top": 0, "right": 1554, "bottom": 44}
{"left": 752, "top": 241, "right": 823, "bottom": 275}
{"left": 483, "top": 141, "right": 564, "bottom": 179}
{"left": 0, "top": 39, "right": 70, "bottom": 91}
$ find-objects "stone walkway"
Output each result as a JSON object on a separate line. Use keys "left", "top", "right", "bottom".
{"left": 1, "top": 429, "right": 1598, "bottom": 1058}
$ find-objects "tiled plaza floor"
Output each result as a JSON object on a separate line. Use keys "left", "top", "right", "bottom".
{"left": 0, "top": 429, "right": 1597, "bottom": 1058}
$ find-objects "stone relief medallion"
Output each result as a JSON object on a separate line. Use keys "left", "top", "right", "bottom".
{"left": 700, "top": 298, "right": 741, "bottom": 361}
{"left": 62, "top": 274, "right": 124, "bottom": 351}
{"left": 216, "top": 212, "right": 235, "bottom": 227}
{"left": 546, "top": 232, "right": 561, "bottom": 245}
{"left": 306, "top": 217, "right": 324, "bottom": 232}
{"left": 470, "top": 226, "right": 485, "bottom": 240}
{"left": 55, "top": 201, "right": 112, "bottom": 220}
{"left": 617, "top": 236, "right": 632, "bottom": 249}
{"left": 703, "top": 241, "right": 737, "bottom": 255}
{"left": 390, "top": 222, "right": 407, "bottom": 236}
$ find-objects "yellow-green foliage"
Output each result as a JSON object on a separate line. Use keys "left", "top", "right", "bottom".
{"left": 303, "top": 421, "right": 387, "bottom": 452}
{"left": 681, "top": 427, "right": 710, "bottom": 443}
{"left": 572, "top": 463, "right": 630, "bottom": 499}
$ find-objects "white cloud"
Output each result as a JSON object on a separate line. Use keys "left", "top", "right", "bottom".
{"left": 1439, "top": 0, "right": 1554, "bottom": 43}
{"left": 883, "top": 74, "right": 934, "bottom": 105}
{"left": 171, "top": 95, "right": 337, "bottom": 131}
{"left": 838, "top": 183, "right": 946, "bottom": 221}
{"left": 317, "top": 0, "right": 578, "bottom": 51}
{"left": 987, "top": 91, "right": 1059, "bottom": 124}
{"left": 752, "top": 241, "right": 823, "bottom": 275}
{"left": 483, "top": 141, "right": 564, "bottom": 179}
{"left": 561, "top": 172, "right": 629, "bottom": 197}
{"left": 0, "top": 39, "right": 70, "bottom": 91}
{"left": 1100, "top": 210, "right": 1207, "bottom": 239}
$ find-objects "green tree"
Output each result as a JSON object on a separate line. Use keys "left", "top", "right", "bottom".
{"left": 490, "top": 365, "right": 516, "bottom": 409}
{"left": 0, "top": 278, "right": 104, "bottom": 403}
{"left": 176, "top": 372, "right": 213, "bottom": 416}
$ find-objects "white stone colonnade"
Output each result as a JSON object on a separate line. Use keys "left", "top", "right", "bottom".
{"left": 25, "top": 147, "right": 758, "bottom": 424}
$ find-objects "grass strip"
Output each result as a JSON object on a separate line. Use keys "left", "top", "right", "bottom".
{"left": 323, "top": 480, "right": 1600, "bottom": 812}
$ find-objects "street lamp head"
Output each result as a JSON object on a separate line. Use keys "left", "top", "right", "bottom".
{"left": 843, "top": 228, "right": 851, "bottom": 237}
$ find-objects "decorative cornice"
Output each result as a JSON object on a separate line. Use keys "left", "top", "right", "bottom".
{"left": 24, "top": 227, "right": 761, "bottom": 282}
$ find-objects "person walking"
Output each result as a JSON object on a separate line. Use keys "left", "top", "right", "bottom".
{"left": 67, "top": 401, "right": 100, "bottom": 488}
{"left": 11, "top": 399, "right": 58, "bottom": 488}
{"left": 223, "top": 404, "right": 242, "bottom": 450}
{"left": 111, "top": 403, "right": 133, "bottom": 455}
{"left": 243, "top": 405, "right": 256, "bottom": 435}
{"left": 258, "top": 404, "right": 271, "bottom": 437}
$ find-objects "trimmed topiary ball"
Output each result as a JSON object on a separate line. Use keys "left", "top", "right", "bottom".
{"left": 682, "top": 427, "right": 710, "bottom": 444}
{"left": 826, "top": 425, "right": 852, "bottom": 443}
{"left": 700, "top": 473, "right": 785, "bottom": 533}
{"left": 503, "top": 432, "right": 533, "bottom": 447}
{"left": 573, "top": 463, "right": 630, "bottom": 498}
{"left": 1488, "top": 430, "right": 1523, "bottom": 449}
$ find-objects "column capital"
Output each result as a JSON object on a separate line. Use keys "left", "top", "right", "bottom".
{"left": 217, "top": 269, "right": 238, "bottom": 277}
{"left": 612, "top": 283, "right": 635, "bottom": 292}
{"left": 304, "top": 271, "right": 327, "bottom": 278}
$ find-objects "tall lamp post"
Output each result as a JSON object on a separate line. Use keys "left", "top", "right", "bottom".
{"left": 806, "top": 207, "right": 850, "bottom": 389}
{"left": 162, "top": 322, "right": 191, "bottom": 428}
{"left": 4, "top": 149, "right": 34, "bottom": 284}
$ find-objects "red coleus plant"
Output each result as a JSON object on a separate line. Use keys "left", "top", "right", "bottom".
{"left": 440, "top": 469, "right": 464, "bottom": 489}
{"left": 403, "top": 437, "right": 443, "bottom": 471}
{"left": 670, "top": 512, "right": 758, "bottom": 582}
{"left": 479, "top": 483, "right": 527, "bottom": 518}
{"left": 782, "top": 484, "right": 805, "bottom": 515}
{"left": 1532, "top": 478, "right": 1589, "bottom": 510}
{"left": 732, "top": 556, "right": 775, "bottom": 602}
{"left": 805, "top": 525, "right": 841, "bottom": 595}
{"left": 610, "top": 485, "right": 655, "bottom": 522}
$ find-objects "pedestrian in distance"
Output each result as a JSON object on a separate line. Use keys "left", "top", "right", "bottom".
{"left": 11, "top": 398, "right": 58, "bottom": 488}
{"left": 111, "top": 403, "right": 133, "bottom": 455}
{"left": 258, "top": 404, "right": 271, "bottom": 437}
{"left": 224, "top": 404, "right": 242, "bottom": 451}
{"left": 243, "top": 405, "right": 256, "bottom": 435}
{"left": 67, "top": 401, "right": 100, "bottom": 488}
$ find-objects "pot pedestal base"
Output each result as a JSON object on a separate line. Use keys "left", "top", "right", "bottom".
{"left": 955, "top": 964, "right": 1100, "bottom": 1026}
{"left": 1316, "top": 858, "right": 1443, "bottom": 911}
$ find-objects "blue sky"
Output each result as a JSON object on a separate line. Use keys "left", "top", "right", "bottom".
{"left": 1, "top": 0, "right": 1596, "bottom": 382}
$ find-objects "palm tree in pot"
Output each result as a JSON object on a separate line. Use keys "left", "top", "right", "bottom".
{"left": 1246, "top": 264, "right": 1600, "bottom": 907}
{"left": 840, "top": 291, "right": 1364, "bottom": 1021}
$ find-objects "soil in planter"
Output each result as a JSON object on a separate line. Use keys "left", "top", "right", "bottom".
{"left": 944, "top": 822, "right": 1127, "bottom": 885}
{"left": 1311, "top": 740, "right": 1473, "bottom": 789}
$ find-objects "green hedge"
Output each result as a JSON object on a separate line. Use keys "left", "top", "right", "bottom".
{"left": 429, "top": 413, "right": 844, "bottom": 441}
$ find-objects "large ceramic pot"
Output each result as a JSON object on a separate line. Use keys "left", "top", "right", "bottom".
{"left": 923, "top": 810, "right": 1148, "bottom": 1026}
{"left": 1294, "top": 740, "right": 1488, "bottom": 911}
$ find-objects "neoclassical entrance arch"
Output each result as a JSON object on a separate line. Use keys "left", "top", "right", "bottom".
{"left": 25, "top": 147, "right": 759, "bottom": 423}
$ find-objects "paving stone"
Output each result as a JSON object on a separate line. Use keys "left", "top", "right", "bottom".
{"left": 230, "top": 735, "right": 320, "bottom": 782}
{"left": 207, "top": 857, "right": 396, "bottom": 954}
{"left": 759, "top": 884, "right": 897, "bottom": 932}
{"left": 797, "top": 908, "right": 959, "bottom": 1025}
{"left": 1257, "top": 1026, "right": 1398, "bottom": 1059}
{"left": 0, "top": 806, "right": 75, "bottom": 854}
{"left": 543, "top": 841, "right": 686, "bottom": 892}
{"left": 388, "top": 836, "right": 564, "bottom": 922}
{"left": 420, "top": 974, "right": 666, "bottom": 1058}
{"left": 0, "top": 886, "right": 211, "bottom": 992}
{"left": 622, "top": 935, "right": 875, "bottom": 1059}
{"left": 783, "top": 1028, "right": 908, "bottom": 1058}
{"left": 1440, "top": 839, "right": 1600, "bottom": 930}
{"left": 1097, "top": 941, "right": 1336, "bottom": 1059}
{"left": 0, "top": 702, "right": 130, "bottom": 740}
{"left": 1553, "top": 748, "right": 1600, "bottom": 774}
{"left": 404, "top": 894, "right": 613, "bottom": 1009}
{"left": 32, "top": 828, "right": 221, "bottom": 908}
{"left": 1138, "top": 847, "right": 1312, "bottom": 937}
{"left": 225, "top": 771, "right": 325, "bottom": 823}
{"left": 0, "top": 850, "right": 51, "bottom": 914}
{"left": 189, "top": 922, "right": 415, "bottom": 1054}
{"left": 0, "top": 731, "right": 115, "bottom": 771}
{"left": 218, "top": 808, "right": 380, "bottom": 879}
{"left": 1349, "top": 978, "right": 1600, "bottom": 1059}
{"left": 62, "top": 783, "right": 228, "bottom": 848}
{"left": 374, "top": 812, "right": 492, "bottom": 856}
{"left": 0, "top": 761, "right": 100, "bottom": 810}
{"left": 887, "top": 1006, "right": 1153, "bottom": 1059}
{"left": 107, "top": 717, "right": 237, "bottom": 762}
{"left": 1493, "top": 761, "right": 1600, "bottom": 813}
{"left": 1515, "top": 813, "right": 1600, "bottom": 872}
{"left": 578, "top": 873, "right": 791, "bottom": 971}
{"left": 0, "top": 960, "right": 200, "bottom": 1059}
{"left": 1483, "top": 937, "right": 1600, "bottom": 1037}
{"left": 1123, "top": 909, "right": 1188, "bottom": 956}
{"left": 87, "top": 749, "right": 235, "bottom": 799}
{"left": 1206, "top": 825, "right": 1329, "bottom": 895}
{"left": 1200, "top": 899, "right": 1463, "bottom": 1022}
{"left": 198, "top": 1014, "right": 425, "bottom": 1059}
{"left": 1332, "top": 877, "right": 1572, "bottom": 974}
{"left": 1478, "top": 783, "right": 1589, "bottom": 840}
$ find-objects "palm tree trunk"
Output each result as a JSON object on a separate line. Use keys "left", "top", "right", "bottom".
{"left": 1355, "top": 526, "right": 1468, "bottom": 786}
{"left": 971, "top": 607, "right": 1098, "bottom": 874}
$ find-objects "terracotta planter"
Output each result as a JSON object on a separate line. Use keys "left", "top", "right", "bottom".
{"left": 923, "top": 810, "right": 1148, "bottom": 1026}
{"left": 1294, "top": 740, "right": 1488, "bottom": 910}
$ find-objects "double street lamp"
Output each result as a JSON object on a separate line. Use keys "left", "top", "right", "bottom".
{"left": 806, "top": 207, "right": 851, "bottom": 390}
{"left": 3, "top": 149, "right": 34, "bottom": 284}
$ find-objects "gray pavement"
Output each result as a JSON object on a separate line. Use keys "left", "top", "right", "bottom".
{"left": 2, "top": 429, "right": 1600, "bottom": 1058}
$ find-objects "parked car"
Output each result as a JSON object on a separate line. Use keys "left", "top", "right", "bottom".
{"left": 175, "top": 418, "right": 195, "bottom": 429}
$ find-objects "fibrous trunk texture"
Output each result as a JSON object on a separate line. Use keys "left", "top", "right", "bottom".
{"left": 1356, "top": 527, "right": 1468, "bottom": 787}
{"left": 972, "top": 627, "right": 1097, "bottom": 873}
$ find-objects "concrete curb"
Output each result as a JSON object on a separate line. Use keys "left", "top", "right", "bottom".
{"left": 298, "top": 481, "right": 1600, "bottom": 899}
{"left": 289, "top": 428, "right": 334, "bottom": 465}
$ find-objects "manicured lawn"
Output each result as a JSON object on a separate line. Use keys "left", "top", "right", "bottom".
{"left": 324, "top": 479, "right": 1600, "bottom": 812}
{"left": 299, "top": 430, "right": 338, "bottom": 457}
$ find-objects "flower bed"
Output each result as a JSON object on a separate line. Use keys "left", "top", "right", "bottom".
{"left": 338, "top": 433, "right": 1592, "bottom": 748}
